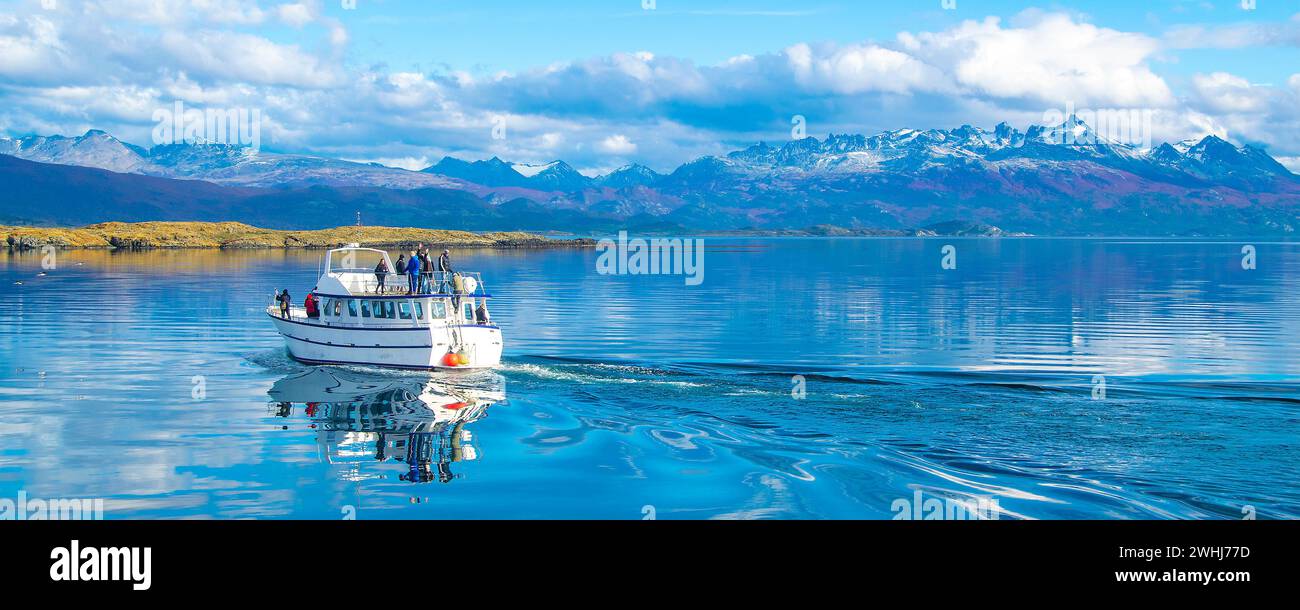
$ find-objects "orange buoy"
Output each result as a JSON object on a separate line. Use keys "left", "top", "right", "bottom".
{"left": 442, "top": 352, "right": 460, "bottom": 367}
{"left": 443, "top": 402, "right": 469, "bottom": 410}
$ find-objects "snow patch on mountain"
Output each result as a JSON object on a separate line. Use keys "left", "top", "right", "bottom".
{"left": 511, "top": 161, "right": 558, "bottom": 177}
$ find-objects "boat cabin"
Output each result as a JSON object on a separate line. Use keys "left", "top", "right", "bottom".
{"left": 304, "top": 245, "right": 494, "bottom": 329}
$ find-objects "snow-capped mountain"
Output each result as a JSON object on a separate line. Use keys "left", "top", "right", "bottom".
{"left": 1179, "top": 135, "right": 1292, "bottom": 182}
{"left": 0, "top": 130, "right": 150, "bottom": 174}
{"left": 594, "top": 164, "right": 662, "bottom": 189}
{"left": 3, "top": 116, "right": 1298, "bottom": 235}
{"left": 0, "top": 130, "right": 459, "bottom": 189}
{"left": 7, "top": 117, "right": 1293, "bottom": 192}
{"left": 523, "top": 160, "right": 593, "bottom": 191}
{"left": 695, "top": 115, "right": 1164, "bottom": 176}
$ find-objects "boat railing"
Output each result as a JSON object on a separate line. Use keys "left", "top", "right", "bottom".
{"left": 336, "top": 271, "right": 489, "bottom": 297}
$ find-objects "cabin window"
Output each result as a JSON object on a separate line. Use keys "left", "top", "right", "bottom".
{"left": 414, "top": 302, "right": 424, "bottom": 320}
{"left": 361, "top": 301, "right": 372, "bottom": 318}
{"left": 372, "top": 301, "right": 386, "bottom": 319}
{"left": 430, "top": 301, "right": 447, "bottom": 319}
{"left": 384, "top": 302, "right": 396, "bottom": 319}
{"left": 347, "top": 300, "right": 357, "bottom": 317}
{"left": 464, "top": 303, "right": 474, "bottom": 322}
{"left": 399, "top": 302, "right": 413, "bottom": 320}
{"left": 333, "top": 300, "right": 342, "bottom": 317}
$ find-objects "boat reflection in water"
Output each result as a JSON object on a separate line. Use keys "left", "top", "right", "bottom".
{"left": 268, "top": 367, "right": 506, "bottom": 484}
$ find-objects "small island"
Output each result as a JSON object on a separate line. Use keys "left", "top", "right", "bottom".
{"left": 1, "top": 221, "right": 595, "bottom": 251}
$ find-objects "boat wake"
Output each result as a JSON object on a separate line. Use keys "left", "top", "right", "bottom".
{"left": 245, "top": 349, "right": 1300, "bottom": 519}
{"left": 496, "top": 355, "right": 1300, "bottom": 520}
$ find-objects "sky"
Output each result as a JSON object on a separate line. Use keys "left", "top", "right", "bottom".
{"left": 2, "top": 0, "right": 1300, "bottom": 174}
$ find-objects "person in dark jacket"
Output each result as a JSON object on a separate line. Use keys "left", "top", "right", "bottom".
{"left": 374, "top": 258, "right": 390, "bottom": 294}
{"left": 277, "top": 289, "right": 291, "bottom": 319}
{"left": 406, "top": 250, "right": 422, "bottom": 294}
{"left": 395, "top": 254, "right": 407, "bottom": 275}
{"left": 438, "top": 249, "right": 453, "bottom": 292}
{"left": 417, "top": 247, "right": 433, "bottom": 294}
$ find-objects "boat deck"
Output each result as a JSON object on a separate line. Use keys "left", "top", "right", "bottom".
{"left": 323, "top": 271, "right": 490, "bottom": 299}
{"left": 317, "top": 289, "right": 492, "bottom": 299}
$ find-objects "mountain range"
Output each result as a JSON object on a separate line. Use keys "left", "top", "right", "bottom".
{"left": 2, "top": 116, "right": 1298, "bottom": 235}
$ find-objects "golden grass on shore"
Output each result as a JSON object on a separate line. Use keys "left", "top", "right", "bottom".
{"left": 1, "top": 221, "right": 591, "bottom": 250}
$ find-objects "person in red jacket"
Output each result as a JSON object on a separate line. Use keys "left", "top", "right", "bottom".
{"left": 305, "top": 292, "right": 320, "bottom": 319}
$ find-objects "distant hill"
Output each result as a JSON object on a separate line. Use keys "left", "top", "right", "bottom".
{"left": 0, "top": 154, "right": 629, "bottom": 232}
{"left": 0, "top": 221, "right": 593, "bottom": 250}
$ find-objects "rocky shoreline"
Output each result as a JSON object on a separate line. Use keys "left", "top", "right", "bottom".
{"left": 2, "top": 221, "right": 596, "bottom": 251}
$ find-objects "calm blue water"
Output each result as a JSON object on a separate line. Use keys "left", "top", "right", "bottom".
{"left": 1, "top": 238, "right": 1297, "bottom": 519}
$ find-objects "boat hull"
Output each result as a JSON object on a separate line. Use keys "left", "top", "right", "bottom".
{"left": 268, "top": 312, "right": 503, "bottom": 370}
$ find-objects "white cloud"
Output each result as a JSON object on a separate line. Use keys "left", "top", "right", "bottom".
{"left": 2, "top": 5, "right": 1300, "bottom": 171}
{"left": 538, "top": 132, "right": 565, "bottom": 150}
{"left": 276, "top": 2, "right": 316, "bottom": 28}
{"left": 0, "top": 16, "right": 65, "bottom": 81}
{"left": 84, "top": 0, "right": 270, "bottom": 27}
{"left": 899, "top": 13, "right": 1174, "bottom": 107}
{"left": 1164, "top": 14, "right": 1300, "bottom": 50}
{"left": 785, "top": 42, "right": 948, "bottom": 95}
{"left": 345, "top": 156, "right": 430, "bottom": 172}
{"left": 1178, "top": 70, "right": 1300, "bottom": 156}
{"left": 159, "top": 30, "right": 340, "bottom": 87}
{"left": 33, "top": 85, "right": 162, "bottom": 123}
{"left": 1191, "top": 72, "right": 1269, "bottom": 113}
{"left": 596, "top": 134, "right": 637, "bottom": 155}
{"left": 1145, "top": 109, "right": 1227, "bottom": 150}
{"left": 328, "top": 23, "right": 347, "bottom": 47}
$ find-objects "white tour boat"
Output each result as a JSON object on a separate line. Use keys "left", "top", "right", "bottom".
{"left": 267, "top": 244, "right": 502, "bottom": 370}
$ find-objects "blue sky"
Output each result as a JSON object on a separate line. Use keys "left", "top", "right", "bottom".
{"left": 2, "top": 0, "right": 1299, "bottom": 173}
{"left": 338, "top": 1, "right": 1293, "bottom": 78}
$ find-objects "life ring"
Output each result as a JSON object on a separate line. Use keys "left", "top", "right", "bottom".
{"left": 462, "top": 276, "right": 478, "bottom": 294}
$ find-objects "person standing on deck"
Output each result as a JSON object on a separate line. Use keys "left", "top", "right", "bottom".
{"left": 413, "top": 244, "right": 424, "bottom": 292}
{"left": 374, "top": 258, "right": 390, "bottom": 294}
{"left": 438, "top": 249, "right": 453, "bottom": 293}
{"left": 278, "top": 289, "right": 291, "bottom": 319}
{"left": 305, "top": 292, "right": 320, "bottom": 318}
{"left": 418, "top": 246, "right": 433, "bottom": 294}
{"left": 406, "top": 250, "right": 422, "bottom": 295}
{"left": 395, "top": 254, "right": 408, "bottom": 293}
